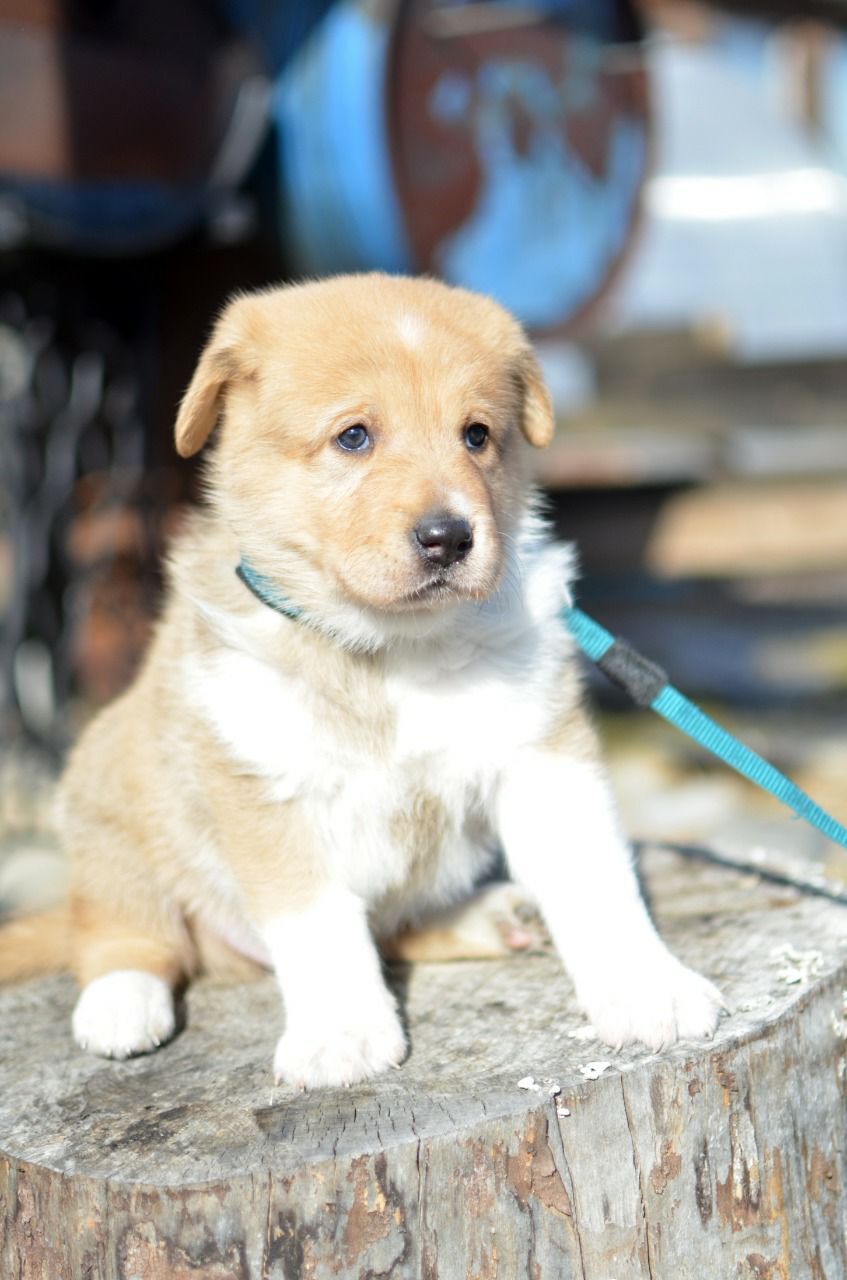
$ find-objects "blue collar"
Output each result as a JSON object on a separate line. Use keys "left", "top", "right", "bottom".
{"left": 235, "top": 559, "right": 303, "bottom": 622}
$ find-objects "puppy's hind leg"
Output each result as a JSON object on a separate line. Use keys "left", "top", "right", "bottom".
{"left": 381, "top": 882, "right": 551, "bottom": 963}
{"left": 70, "top": 892, "right": 193, "bottom": 1061}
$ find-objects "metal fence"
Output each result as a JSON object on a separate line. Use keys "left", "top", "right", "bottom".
{"left": 0, "top": 260, "right": 170, "bottom": 750}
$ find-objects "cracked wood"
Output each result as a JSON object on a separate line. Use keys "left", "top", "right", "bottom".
{"left": 2, "top": 846, "right": 847, "bottom": 1277}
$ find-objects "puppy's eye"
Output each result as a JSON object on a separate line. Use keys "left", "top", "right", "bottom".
{"left": 464, "top": 423, "right": 489, "bottom": 451}
{"left": 337, "top": 424, "right": 371, "bottom": 452}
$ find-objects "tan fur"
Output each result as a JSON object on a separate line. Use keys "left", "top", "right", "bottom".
{"left": 0, "top": 906, "right": 71, "bottom": 979}
{"left": 193, "top": 730, "right": 329, "bottom": 924}
{"left": 381, "top": 882, "right": 545, "bottom": 963}
{"left": 0, "top": 273, "right": 557, "bottom": 1016}
{"left": 541, "top": 693, "right": 601, "bottom": 760}
{"left": 3, "top": 278, "right": 727, "bottom": 1075}
{"left": 177, "top": 276, "right": 547, "bottom": 618}
{"left": 382, "top": 923, "right": 498, "bottom": 964}
{"left": 55, "top": 591, "right": 337, "bottom": 985}
{"left": 388, "top": 790, "right": 450, "bottom": 886}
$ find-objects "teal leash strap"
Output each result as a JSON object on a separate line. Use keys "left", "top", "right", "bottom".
{"left": 564, "top": 604, "right": 847, "bottom": 852}
{"left": 234, "top": 558, "right": 847, "bottom": 851}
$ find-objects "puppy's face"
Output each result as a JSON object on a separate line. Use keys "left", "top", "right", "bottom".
{"left": 175, "top": 275, "right": 553, "bottom": 616}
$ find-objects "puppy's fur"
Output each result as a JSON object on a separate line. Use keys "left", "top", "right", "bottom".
{"left": 0, "top": 275, "right": 723, "bottom": 1086}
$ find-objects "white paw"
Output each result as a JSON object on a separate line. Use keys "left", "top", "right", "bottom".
{"left": 72, "top": 970, "right": 176, "bottom": 1060}
{"left": 577, "top": 955, "right": 726, "bottom": 1053}
{"left": 274, "top": 995, "right": 407, "bottom": 1089}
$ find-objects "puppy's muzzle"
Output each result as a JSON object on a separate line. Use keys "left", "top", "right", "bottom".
{"left": 412, "top": 512, "right": 474, "bottom": 568}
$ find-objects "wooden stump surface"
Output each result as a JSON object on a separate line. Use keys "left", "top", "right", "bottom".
{"left": 2, "top": 845, "right": 847, "bottom": 1278}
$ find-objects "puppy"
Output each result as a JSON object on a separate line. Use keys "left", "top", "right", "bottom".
{"left": 0, "top": 274, "right": 723, "bottom": 1087}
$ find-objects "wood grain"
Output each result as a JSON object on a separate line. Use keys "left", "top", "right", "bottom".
{"left": 2, "top": 845, "right": 847, "bottom": 1277}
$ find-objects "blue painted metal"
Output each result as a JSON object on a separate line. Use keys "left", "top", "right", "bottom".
{"left": 433, "top": 63, "right": 645, "bottom": 327}
{"left": 272, "top": 0, "right": 647, "bottom": 332}
{"left": 273, "top": 1, "right": 412, "bottom": 274}
{"left": 220, "top": 0, "right": 336, "bottom": 74}
{"left": 0, "top": 177, "right": 208, "bottom": 256}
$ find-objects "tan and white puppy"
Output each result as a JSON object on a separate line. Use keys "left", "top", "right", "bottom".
{"left": 0, "top": 274, "right": 723, "bottom": 1087}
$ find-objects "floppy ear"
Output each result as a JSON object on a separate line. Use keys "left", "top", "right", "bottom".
{"left": 517, "top": 348, "right": 555, "bottom": 449}
{"left": 174, "top": 299, "right": 251, "bottom": 458}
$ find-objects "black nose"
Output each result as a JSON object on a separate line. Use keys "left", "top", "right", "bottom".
{"left": 413, "top": 512, "right": 474, "bottom": 567}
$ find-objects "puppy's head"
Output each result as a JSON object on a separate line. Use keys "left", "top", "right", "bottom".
{"left": 175, "top": 274, "right": 553, "bottom": 624}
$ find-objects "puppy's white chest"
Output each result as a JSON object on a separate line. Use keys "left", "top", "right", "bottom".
{"left": 187, "top": 625, "right": 561, "bottom": 789}
{"left": 387, "top": 658, "right": 543, "bottom": 773}
{"left": 385, "top": 605, "right": 572, "bottom": 769}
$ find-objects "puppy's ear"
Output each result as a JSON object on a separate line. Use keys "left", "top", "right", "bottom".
{"left": 174, "top": 298, "right": 253, "bottom": 458}
{"left": 517, "top": 348, "right": 555, "bottom": 448}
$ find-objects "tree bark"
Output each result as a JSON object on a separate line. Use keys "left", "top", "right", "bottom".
{"left": 2, "top": 845, "right": 846, "bottom": 1278}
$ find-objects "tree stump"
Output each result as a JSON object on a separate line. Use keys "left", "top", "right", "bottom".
{"left": 2, "top": 844, "right": 847, "bottom": 1278}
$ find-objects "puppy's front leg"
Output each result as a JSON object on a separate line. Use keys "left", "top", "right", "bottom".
{"left": 262, "top": 885, "right": 406, "bottom": 1089}
{"left": 497, "top": 749, "right": 724, "bottom": 1050}
{"left": 203, "top": 760, "right": 404, "bottom": 1088}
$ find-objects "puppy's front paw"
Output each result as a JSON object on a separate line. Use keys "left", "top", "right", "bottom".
{"left": 72, "top": 970, "right": 176, "bottom": 1060}
{"left": 578, "top": 956, "right": 726, "bottom": 1053}
{"left": 274, "top": 996, "right": 406, "bottom": 1089}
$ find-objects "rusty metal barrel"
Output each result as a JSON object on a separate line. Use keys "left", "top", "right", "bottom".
{"left": 274, "top": 0, "right": 648, "bottom": 332}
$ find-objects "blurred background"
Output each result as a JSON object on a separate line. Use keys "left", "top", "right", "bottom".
{"left": 1, "top": 0, "right": 847, "bottom": 913}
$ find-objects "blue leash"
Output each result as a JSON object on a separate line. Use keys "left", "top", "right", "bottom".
{"left": 236, "top": 558, "right": 847, "bottom": 851}
{"left": 565, "top": 604, "right": 847, "bottom": 852}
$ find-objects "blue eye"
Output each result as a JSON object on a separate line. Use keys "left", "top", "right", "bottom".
{"left": 464, "top": 423, "right": 489, "bottom": 451}
{"left": 337, "top": 424, "right": 370, "bottom": 452}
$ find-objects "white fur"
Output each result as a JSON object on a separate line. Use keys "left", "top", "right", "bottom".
{"left": 183, "top": 514, "right": 723, "bottom": 1064}
{"left": 185, "top": 518, "right": 574, "bottom": 782}
{"left": 263, "top": 886, "right": 405, "bottom": 1087}
{"left": 396, "top": 311, "right": 425, "bottom": 347}
{"left": 497, "top": 753, "right": 725, "bottom": 1049}
{"left": 184, "top": 650, "right": 319, "bottom": 804}
{"left": 184, "top": 524, "right": 576, "bottom": 928}
{"left": 72, "top": 970, "right": 176, "bottom": 1059}
{"left": 444, "top": 488, "right": 473, "bottom": 520}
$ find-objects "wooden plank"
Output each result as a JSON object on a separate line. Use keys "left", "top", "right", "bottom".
{"left": 2, "top": 846, "right": 847, "bottom": 1276}
{"left": 535, "top": 334, "right": 847, "bottom": 491}
{"left": 645, "top": 480, "right": 847, "bottom": 577}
